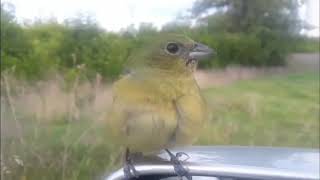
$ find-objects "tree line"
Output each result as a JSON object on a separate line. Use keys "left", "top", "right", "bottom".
{"left": 1, "top": 0, "right": 318, "bottom": 81}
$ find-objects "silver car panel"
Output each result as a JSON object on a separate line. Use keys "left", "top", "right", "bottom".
{"left": 104, "top": 146, "right": 320, "bottom": 180}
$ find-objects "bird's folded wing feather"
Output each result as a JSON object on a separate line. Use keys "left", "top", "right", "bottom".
{"left": 170, "top": 94, "right": 207, "bottom": 146}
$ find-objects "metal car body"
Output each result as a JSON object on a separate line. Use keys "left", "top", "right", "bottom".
{"left": 104, "top": 146, "right": 319, "bottom": 180}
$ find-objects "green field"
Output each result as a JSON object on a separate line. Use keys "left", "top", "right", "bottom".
{"left": 200, "top": 72, "right": 319, "bottom": 147}
{"left": 1, "top": 72, "right": 319, "bottom": 180}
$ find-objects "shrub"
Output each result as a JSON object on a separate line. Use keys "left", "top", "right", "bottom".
{"left": 195, "top": 28, "right": 287, "bottom": 68}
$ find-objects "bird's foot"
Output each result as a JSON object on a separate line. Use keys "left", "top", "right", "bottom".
{"left": 123, "top": 149, "right": 139, "bottom": 179}
{"left": 165, "top": 149, "right": 192, "bottom": 180}
{"left": 123, "top": 161, "right": 139, "bottom": 179}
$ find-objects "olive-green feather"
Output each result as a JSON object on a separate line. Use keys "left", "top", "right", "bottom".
{"left": 106, "top": 34, "right": 207, "bottom": 154}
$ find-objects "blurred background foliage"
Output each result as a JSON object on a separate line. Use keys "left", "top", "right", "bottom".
{"left": 1, "top": 0, "right": 319, "bottom": 82}
{"left": 1, "top": 1, "right": 319, "bottom": 179}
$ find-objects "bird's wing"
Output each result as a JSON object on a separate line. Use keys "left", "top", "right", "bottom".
{"left": 170, "top": 93, "right": 207, "bottom": 146}
{"left": 106, "top": 76, "right": 178, "bottom": 153}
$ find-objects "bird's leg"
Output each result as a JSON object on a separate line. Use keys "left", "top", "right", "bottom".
{"left": 123, "top": 148, "right": 139, "bottom": 179}
{"left": 165, "top": 149, "right": 192, "bottom": 180}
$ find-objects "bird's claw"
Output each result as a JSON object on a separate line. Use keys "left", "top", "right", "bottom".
{"left": 123, "top": 149, "right": 139, "bottom": 179}
{"left": 175, "top": 152, "right": 190, "bottom": 162}
{"left": 123, "top": 161, "right": 139, "bottom": 179}
{"left": 165, "top": 149, "right": 192, "bottom": 180}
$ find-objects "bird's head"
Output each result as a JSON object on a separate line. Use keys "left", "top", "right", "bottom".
{"left": 127, "top": 34, "right": 214, "bottom": 75}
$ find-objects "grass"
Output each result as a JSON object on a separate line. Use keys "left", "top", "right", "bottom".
{"left": 199, "top": 72, "right": 319, "bottom": 147}
{"left": 1, "top": 72, "right": 319, "bottom": 180}
{"left": 289, "top": 38, "right": 320, "bottom": 53}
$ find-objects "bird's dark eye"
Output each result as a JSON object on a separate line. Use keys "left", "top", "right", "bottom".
{"left": 166, "top": 43, "right": 179, "bottom": 54}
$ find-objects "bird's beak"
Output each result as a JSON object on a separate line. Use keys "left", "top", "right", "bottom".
{"left": 188, "top": 43, "right": 214, "bottom": 60}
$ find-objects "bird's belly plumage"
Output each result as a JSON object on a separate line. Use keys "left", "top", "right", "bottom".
{"left": 120, "top": 98, "right": 178, "bottom": 153}
{"left": 110, "top": 75, "right": 181, "bottom": 153}
{"left": 108, "top": 74, "right": 204, "bottom": 154}
{"left": 125, "top": 107, "right": 177, "bottom": 153}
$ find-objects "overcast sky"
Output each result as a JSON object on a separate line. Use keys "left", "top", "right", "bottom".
{"left": 4, "top": 0, "right": 319, "bottom": 36}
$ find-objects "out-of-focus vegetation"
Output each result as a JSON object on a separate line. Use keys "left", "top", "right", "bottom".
{"left": 1, "top": 0, "right": 319, "bottom": 81}
{"left": 288, "top": 36, "right": 320, "bottom": 52}
{"left": 1, "top": 72, "right": 318, "bottom": 179}
{"left": 1, "top": 3, "right": 135, "bottom": 81}
{"left": 200, "top": 72, "right": 319, "bottom": 147}
{"left": 1, "top": 0, "right": 319, "bottom": 179}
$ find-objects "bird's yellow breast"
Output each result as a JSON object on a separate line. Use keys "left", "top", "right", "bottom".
{"left": 109, "top": 73, "right": 200, "bottom": 153}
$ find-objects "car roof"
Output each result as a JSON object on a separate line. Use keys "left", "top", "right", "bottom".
{"left": 105, "top": 146, "right": 320, "bottom": 180}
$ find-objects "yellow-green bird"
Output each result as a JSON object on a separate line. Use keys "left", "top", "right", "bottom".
{"left": 106, "top": 34, "right": 213, "bottom": 178}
